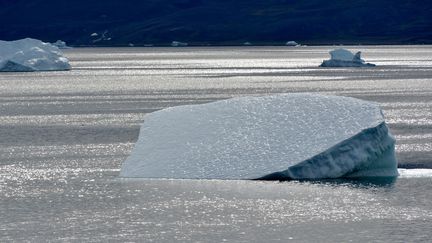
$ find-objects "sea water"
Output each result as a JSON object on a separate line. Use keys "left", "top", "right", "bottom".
{"left": 1, "top": 46, "right": 432, "bottom": 242}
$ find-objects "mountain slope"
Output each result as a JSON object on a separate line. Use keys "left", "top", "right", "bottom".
{"left": 0, "top": 0, "right": 431, "bottom": 45}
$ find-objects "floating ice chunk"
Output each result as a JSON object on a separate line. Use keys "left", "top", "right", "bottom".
{"left": 320, "top": 48, "right": 376, "bottom": 67}
{"left": 171, "top": 41, "right": 188, "bottom": 47}
{"left": 120, "top": 94, "right": 397, "bottom": 180}
{"left": 243, "top": 42, "right": 252, "bottom": 46}
{"left": 90, "top": 32, "right": 99, "bottom": 37}
{"left": 286, "top": 41, "right": 299, "bottom": 46}
{"left": 0, "top": 38, "right": 71, "bottom": 72}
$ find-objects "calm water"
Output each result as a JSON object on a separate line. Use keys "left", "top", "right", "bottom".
{"left": 1, "top": 46, "right": 432, "bottom": 242}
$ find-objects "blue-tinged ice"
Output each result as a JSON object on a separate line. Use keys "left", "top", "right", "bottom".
{"left": 0, "top": 38, "right": 71, "bottom": 72}
{"left": 320, "top": 48, "right": 376, "bottom": 67}
{"left": 120, "top": 94, "right": 398, "bottom": 180}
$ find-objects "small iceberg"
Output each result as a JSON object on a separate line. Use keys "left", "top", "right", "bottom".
{"left": 286, "top": 41, "right": 300, "bottom": 46}
{"left": 51, "top": 40, "right": 71, "bottom": 49}
{"left": 320, "top": 48, "right": 376, "bottom": 67}
{"left": 171, "top": 41, "right": 188, "bottom": 47}
{"left": 120, "top": 94, "right": 397, "bottom": 180}
{"left": 0, "top": 38, "right": 71, "bottom": 72}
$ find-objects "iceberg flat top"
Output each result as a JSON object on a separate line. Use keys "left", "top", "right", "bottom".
{"left": 120, "top": 94, "right": 396, "bottom": 180}
{"left": 0, "top": 38, "right": 71, "bottom": 72}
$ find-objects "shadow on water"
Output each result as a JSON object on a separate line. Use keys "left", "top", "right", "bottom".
{"left": 255, "top": 173, "right": 398, "bottom": 188}
{"left": 308, "top": 177, "right": 397, "bottom": 188}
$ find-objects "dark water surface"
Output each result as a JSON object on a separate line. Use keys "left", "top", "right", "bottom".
{"left": 1, "top": 46, "right": 432, "bottom": 242}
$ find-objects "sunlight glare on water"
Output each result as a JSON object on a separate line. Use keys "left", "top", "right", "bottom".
{"left": 1, "top": 46, "right": 432, "bottom": 242}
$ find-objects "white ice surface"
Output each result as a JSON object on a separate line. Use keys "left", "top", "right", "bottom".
{"left": 120, "top": 94, "right": 397, "bottom": 180}
{"left": 0, "top": 38, "right": 71, "bottom": 72}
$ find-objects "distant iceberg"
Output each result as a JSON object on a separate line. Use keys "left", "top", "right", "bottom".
{"left": 286, "top": 41, "right": 300, "bottom": 46}
{"left": 0, "top": 38, "right": 71, "bottom": 72}
{"left": 320, "top": 48, "right": 376, "bottom": 67}
{"left": 120, "top": 94, "right": 398, "bottom": 180}
{"left": 52, "top": 40, "right": 71, "bottom": 49}
{"left": 171, "top": 41, "right": 188, "bottom": 47}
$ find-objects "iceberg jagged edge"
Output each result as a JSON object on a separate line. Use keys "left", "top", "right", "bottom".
{"left": 258, "top": 122, "right": 397, "bottom": 180}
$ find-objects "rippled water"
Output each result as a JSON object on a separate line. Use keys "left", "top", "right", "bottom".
{"left": 1, "top": 46, "right": 432, "bottom": 242}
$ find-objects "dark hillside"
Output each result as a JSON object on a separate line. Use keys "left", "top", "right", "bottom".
{"left": 0, "top": 0, "right": 431, "bottom": 45}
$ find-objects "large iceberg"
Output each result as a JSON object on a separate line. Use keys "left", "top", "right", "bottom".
{"left": 120, "top": 94, "right": 398, "bottom": 180}
{"left": 0, "top": 38, "right": 71, "bottom": 72}
{"left": 320, "top": 48, "right": 376, "bottom": 67}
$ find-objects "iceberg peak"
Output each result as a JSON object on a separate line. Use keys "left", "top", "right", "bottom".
{"left": 52, "top": 40, "right": 71, "bottom": 49}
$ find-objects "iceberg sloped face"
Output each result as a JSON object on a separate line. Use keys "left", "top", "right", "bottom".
{"left": 0, "top": 38, "right": 71, "bottom": 72}
{"left": 120, "top": 94, "right": 398, "bottom": 180}
{"left": 320, "top": 48, "right": 376, "bottom": 67}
